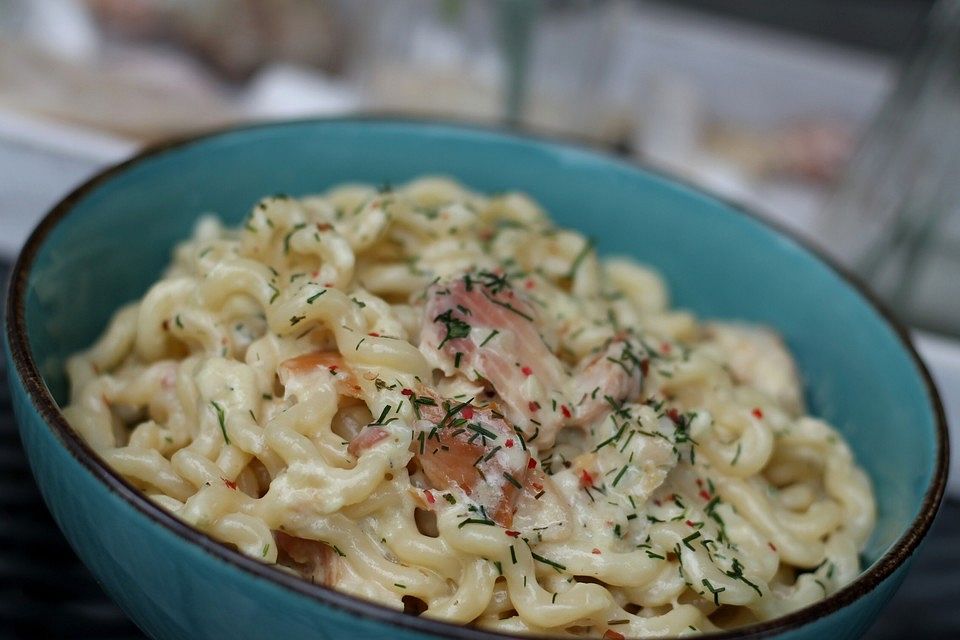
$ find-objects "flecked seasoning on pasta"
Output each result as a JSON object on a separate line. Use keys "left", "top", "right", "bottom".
{"left": 63, "top": 177, "right": 875, "bottom": 636}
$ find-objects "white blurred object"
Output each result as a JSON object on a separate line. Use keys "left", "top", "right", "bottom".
{"left": 613, "top": 3, "right": 891, "bottom": 128}
{"left": 615, "top": 4, "right": 888, "bottom": 243}
{"left": 751, "top": 180, "right": 829, "bottom": 241}
{"left": 242, "top": 64, "right": 361, "bottom": 119}
{"left": 635, "top": 74, "right": 755, "bottom": 206}
{"left": 0, "top": 108, "right": 136, "bottom": 258}
{"left": 0, "top": 107, "right": 133, "bottom": 161}
{"left": 9, "top": 0, "right": 99, "bottom": 61}
{"left": 638, "top": 74, "right": 704, "bottom": 170}
{"left": 914, "top": 331, "right": 960, "bottom": 494}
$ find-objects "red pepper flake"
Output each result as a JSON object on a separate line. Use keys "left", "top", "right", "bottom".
{"left": 698, "top": 489, "right": 711, "bottom": 501}
{"left": 162, "top": 319, "right": 170, "bottom": 331}
{"left": 560, "top": 405, "right": 572, "bottom": 418}
{"left": 580, "top": 469, "right": 594, "bottom": 487}
{"left": 524, "top": 279, "right": 535, "bottom": 289}
{"left": 592, "top": 548, "right": 602, "bottom": 555}
{"left": 640, "top": 358, "right": 650, "bottom": 376}
{"left": 400, "top": 388, "right": 413, "bottom": 396}
{"left": 425, "top": 491, "right": 436, "bottom": 505}
{"left": 528, "top": 401, "right": 540, "bottom": 413}
{"left": 660, "top": 342, "right": 672, "bottom": 354}
{"left": 325, "top": 282, "right": 335, "bottom": 288}
{"left": 768, "top": 542, "right": 778, "bottom": 552}
{"left": 752, "top": 407, "right": 764, "bottom": 419}
{"left": 368, "top": 331, "right": 380, "bottom": 337}
{"left": 685, "top": 520, "right": 695, "bottom": 527}
{"left": 521, "top": 366, "right": 533, "bottom": 377}
{"left": 667, "top": 408, "right": 680, "bottom": 423}
{"left": 504, "top": 439, "right": 515, "bottom": 448}
{"left": 328, "top": 365, "right": 338, "bottom": 374}
{"left": 223, "top": 478, "right": 237, "bottom": 490}
{"left": 505, "top": 530, "right": 520, "bottom": 538}
{"left": 311, "top": 270, "right": 319, "bottom": 278}
{"left": 696, "top": 478, "right": 703, "bottom": 487}
{"left": 316, "top": 222, "right": 333, "bottom": 231}
{"left": 653, "top": 499, "right": 662, "bottom": 507}
{"left": 603, "top": 630, "right": 625, "bottom": 640}
{"left": 461, "top": 406, "right": 475, "bottom": 419}
{"left": 527, "top": 458, "right": 537, "bottom": 469}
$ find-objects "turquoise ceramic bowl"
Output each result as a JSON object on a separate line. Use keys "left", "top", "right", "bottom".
{"left": 3, "top": 119, "right": 948, "bottom": 639}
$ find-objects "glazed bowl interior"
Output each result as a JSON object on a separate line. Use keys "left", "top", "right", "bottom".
{"left": 5, "top": 118, "right": 947, "bottom": 639}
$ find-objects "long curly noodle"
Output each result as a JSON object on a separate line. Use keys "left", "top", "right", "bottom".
{"left": 64, "top": 177, "right": 874, "bottom": 637}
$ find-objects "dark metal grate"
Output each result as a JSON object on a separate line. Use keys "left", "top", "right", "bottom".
{"left": 0, "top": 261, "right": 957, "bottom": 639}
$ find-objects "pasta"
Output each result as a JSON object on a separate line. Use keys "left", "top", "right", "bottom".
{"left": 63, "top": 177, "right": 875, "bottom": 637}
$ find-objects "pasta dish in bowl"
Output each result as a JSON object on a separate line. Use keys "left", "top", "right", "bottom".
{"left": 62, "top": 177, "right": 875, "bottom": 637}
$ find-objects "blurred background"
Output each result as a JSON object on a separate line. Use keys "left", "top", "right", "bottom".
{"left": 0, "top": 0, "right": 958, "bottom": 638}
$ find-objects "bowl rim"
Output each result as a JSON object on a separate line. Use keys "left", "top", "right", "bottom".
{"left": 4, "top": 115, "right": 949, "bottom": 640}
